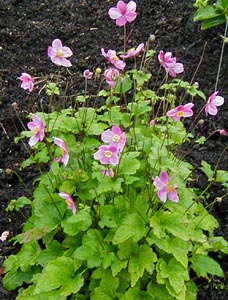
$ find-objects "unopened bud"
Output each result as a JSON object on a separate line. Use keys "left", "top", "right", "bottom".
{"left": 0, "top": 231, "right": 10, "bottom": 242}
{"left": 215, "top": 197, "right": 222, "bottom": 203}
{"left": 95, "top": 67, "right": 102, "bottom": 75}
{"left": 219, "top": 129, "right": 227, "bottom": 136}
{"left": 197, "top": 119, "right": 204, "bottom": 126}
{"left": 149, "top": 34, "right": 156, "bottom": 43}
{"left": 149, "top": 120, "right": 155, "bottom": 127}
{"left": 193, "top": 82, "right": 199, "bottom": 88}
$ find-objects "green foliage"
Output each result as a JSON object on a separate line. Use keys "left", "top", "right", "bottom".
{"left": 46, "top": 82, "right": 60, "bottom": 96}
{"left": 194, "top": 0, "right": 228, "bottom": 30}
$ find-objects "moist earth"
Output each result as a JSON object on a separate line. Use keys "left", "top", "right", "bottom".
{"left": 0, "top": 0, "right": 228, "bottom": 299}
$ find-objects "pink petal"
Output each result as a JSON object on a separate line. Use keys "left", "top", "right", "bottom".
{"left": 94, "top": 149, "right": 104, "bottom": 160}
{"left": 125, "top": 11, "right": 137, "bottom": 22}
{"left": 112, "top": 126, "right": 122, "bottom": 135}
{"left": 117, "top": 1, "right": 127, "bottom": 13}
{"left": 168, "top": 190, "right": 179, "bottom": 202}
{"left": 205, "top": 104, "right": 218, "bottom": 115}
{"left": 62, "top": 46, "right": 73, "bottom": 57}
{"left": 213, "top": 96, "right": 224, "bottom": 106}
{"left": 101, "top": 130, "right": 112, "bottom": 143}
{"left": 47, "top": 46, "right": 56, "bottom": 57}
{"left": 109, "top": 155, "right": 119, "bottom": 165}
{"left": 153, "top": 176, "right": 164, "bottom": 189}
{"left": 173, "top": 63, "right": 184, "bottom": 74}
{"left": 108, "top": 7, "right": 122, "bottom": 20}
{"left": 127, "top": 1, "right": 137, "bottom": 12}
{"left": 29, "top": 135, "right": 39, "bottom": 147}
{"left": 62, "top": 153, "right": 69, "bottom": 166}
{"left": 52, "top": 39, "right": 63, "bottom": 50}
{"left": 158, "top": 188, "right": 168, "bottom": 203}
{"left": 184, "top": 103, "right": 194, "bottom": 109}
{"left": 160, "top": 171, "right": 169, "bottom": 184}
{"left": 116, "top": 15, "right": 127, "bottom": 26}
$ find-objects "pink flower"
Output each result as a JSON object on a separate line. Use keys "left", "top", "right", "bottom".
{"left": 53, "top": 137, "right": 69, "bottom": 167}
{"left": 205, "top": 91, "right": 224, "bottom": 116}
{"left": 101, "top": 126, "right": 126, "bottom": 152}
{"left": 19, "top": 73, "right": 35, "bottom": 92}
{"left": 58, "top": 192, "right": 76, "bottom": 215}
{"left": 48, "top": 39, "right": 73, "bottom": 67}
{"left": 149, "top": 120, "right": 155, "bottom": 127}
{"left": 83, "top": 69, "right": 93, "bottom": 79}
{"left": 158, "top": 50, "right": 184, "bottom": 77}
{"left": 94, "top": 145, "right": 119, "bottom": 165}
{"left": 153, "top": 171, "right": 179, "bottom": 203}
{"left": 108, "top": 1, "right": 137, "bottom": 26}
{"left": 120, "top": 43, "right": 144, "bottom": 59}
{"left": 158, "top": 50, "right": 176, "bottom": 67}
{"left": 27, "top": 114, "right": 45, "bottom": 147}
{"left": 101, "top": 48, "right": 126, "bottom": 70}
{"left": 166, "top": 103, "right": 194, "bottom": 121}
{"left": 219, "top": 129, "right": 227, "bottom": 136}
{"left": 104, "top": 68, "right": 120, "bottom": 87}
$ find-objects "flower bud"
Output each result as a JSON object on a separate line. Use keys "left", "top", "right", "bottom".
{"left": 193, "top": 82, "right": 199, "bottom": 88}
{"left": 95, "top": 67, "right": 102, "bottom": 75}
{"left": 215, "top": 197, "right": 222, "bottom": 203}
{"left": 197, "top": 119, "right": 204, "bottom": 126}
{"left": 219, "top": 129, "right": 227, "bottom": 136}
{"left": 149, "top": 34, "right": 156, "bottom": 43}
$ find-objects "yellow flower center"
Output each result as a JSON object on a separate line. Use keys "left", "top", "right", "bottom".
{"left": 56, "top": 50, "right": 64, "bottom": 58}
{"left": 113, "top": 134, "right": 120, "bottom": 142}
{"left": 33, "top": 126, "right": 39, "bottom": 134}
{"left": 112, "top": 55, "right": 119, "bottom": 61}
{"left": 65, "top": 199, "right": 71, "bottom": 207}
{"left": 177, "top": 111, "right": 184, "bottom": 117}
{"left": 105, "top": 150, "right": 112, "bottom": 158}
{"left": 167, "top": 185, "right": 174, "bottom": 193}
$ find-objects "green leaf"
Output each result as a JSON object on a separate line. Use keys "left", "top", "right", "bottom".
{"left": 157, "top": 258, "right": 188, "bottom": 295}
{"left": 169, "top": 238, "right": 189, "bottom": 269}
{"left": 62, "top": 209, "right": 92, "bottom": 236}
{"left": 128, "top": 244, "right": 157, "bottom": 286}
{"left": 210, "top": 236, "right": 228, "bottom": 254}
{"left": 17, "top": 287, "right": 65, "bottom": 300}
{"left": 3, "top": 269, "right": 34, "bottom": 291}
{"left": 148, "top": 282, "right": 175, "bottom": 299}
{"left": 91, "top": 268, "right": 119, "bottom": 300}
{"left": 132, "top": 70, "right": 151, "bottom": 86}
{"left": 200, "top": 160, "right": 214, "bottom": 180}
{"left": 113, "top": 213, "right": 145, "bottom": 244}
{"left": 36, "top": 241, "right": 63, "bottom": 265}
{"left": 6, "top": 196, "right": 31, "bottom": 212}
{"left": 201, "top": 15, "right": 226, "bottom": 29}
{"left": 34, "top": 256, "right": 83, "bottom": 296}
{"left": 118, "top": 152, "right": 140, "bottom": 176}
{"left": 74, "top": 229, "right": 104, "bottom": 268}
{"left": 46, "top": 82, "right": 60, "bottom": 96}
{"left": 150, "top": 211, "right": 191, "bottom": 241}
{"left": 125, "top": 287, "right": 154, "bottom": 300}
{"left": 191, "top": 254, "right": 224, "bottom": 277}
{"left": 193, "top": 6, "right": 221, "bottom": 21}
{"left": 115, "top": 74, "right": 133, "bottom": 93}
{"left": 86, "top": 122, "right": 108, "bottom": 135}
{"left": 216, "top": 169, "right": 228, "bottom": 184}
{"left": 127, "top": 100, "right": 152, "bottom": 116}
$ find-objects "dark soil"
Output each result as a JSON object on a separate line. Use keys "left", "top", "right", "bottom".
{"left": 0, "top": 0, "right": 228, "bottom": 299}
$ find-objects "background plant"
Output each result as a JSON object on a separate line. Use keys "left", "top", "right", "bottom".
{"left": 3, "top": 1, "right": 228, "bottom": 300}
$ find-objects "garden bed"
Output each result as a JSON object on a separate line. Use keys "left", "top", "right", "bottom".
{"left": 0, "top": 0, "right": 228, "bottom": 299}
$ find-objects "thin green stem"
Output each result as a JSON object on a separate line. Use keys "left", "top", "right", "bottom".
{"left": 215, "top": 19, "right": 228, "bottom": 91}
